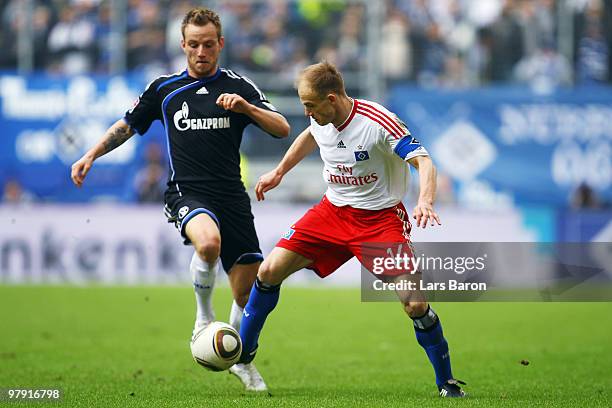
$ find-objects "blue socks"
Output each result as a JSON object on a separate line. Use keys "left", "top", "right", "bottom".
{"left": 412, "top": 306, "right": 453, "bottom": 387}
{"left": 239, "top": 279, "right": 454, "bottom": 387}
{"left": 239, "top": 277, "right": 281, "bottom": 363}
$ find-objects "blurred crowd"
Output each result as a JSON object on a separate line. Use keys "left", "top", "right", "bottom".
{"left": 0, "top": 0, "right": 610, "bottom": 87}
{"left": 383, "top": 0, "right": 612, "bottom": 87}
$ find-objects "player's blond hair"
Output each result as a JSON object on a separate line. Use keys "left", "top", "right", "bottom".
{"left": 297, "top": 62, "right": 347, "bottom": 98}
{"left": 181, "top": 7, "right": 222, "bottom": 40}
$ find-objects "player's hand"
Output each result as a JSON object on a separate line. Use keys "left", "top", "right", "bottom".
{"left": 255, "top": 169, "right": 283, "bottom": 201}
{"left": 412, "top": 200, "right": 441, "bottom": 228}
{"left": 71, "top": 154, "right": 95, "bottom": 188}
{"left": 216, "top": 93, "right": 250, "bottom": 114}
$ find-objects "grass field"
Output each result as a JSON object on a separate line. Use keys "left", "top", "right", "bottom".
{"left": 0, "top": 286, "right": 610, "bottom": 407}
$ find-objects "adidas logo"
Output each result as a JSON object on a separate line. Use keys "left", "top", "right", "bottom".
{"left": 337, "top": 140, "right": 346, "bottom": 149}
{"left": 196, "top": 86, "right": 209, "bottom": 95}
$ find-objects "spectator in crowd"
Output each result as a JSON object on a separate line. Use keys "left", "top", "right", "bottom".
{"left": 381, "top": 6, "right": 412, "bottom": 84}
{"left": 575, "top": 0, "right": 609, "bottom": 83}
{"left": 335, "top": 4, "right": 365, "bottom": 71}
{"left": 126, "top": 0, "right": 167, "bottom": 72}
{"left": 571, "top": 182, "right": 601, "bottom": 209}
{"left": 514, "top": 38, "right": 572, "bottom": 88}
{"left": 93, "top": 2, "right": 112, "bottom": 73}
{"left": 516, "top": 0, "right": 556, "bottom": 58}
{"left": 32, "top": 4, "right": 53, "bottom": 70}
{"left": 133, "top": 142, "right": 165, "bottom": 203}
{"left": 488, "top": 0, "right": 525, "bottom": 82}
{"left": 417, "top": 22, "right": 449, "bottom": 86}
{"left": 166, "top": 0, "right": 193, "bottom": 72}
{"left": 47, "top": 3, "right": 96, "bottom": 75}
{"left": 0, "top": 0, "right": 20, "bottom": 69}
{"left": 2, "top": 0, "right": 612, "bottom": 88}
{"left": 2, "top": 179, "right": 35, "bottom": 204}
{"left": 251, "top": 18, "right": 295, "bottom": 72}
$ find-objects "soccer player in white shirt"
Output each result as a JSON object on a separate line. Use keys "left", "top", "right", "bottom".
{"left": 238, "top": 62, "right": 465, "bottom": 397}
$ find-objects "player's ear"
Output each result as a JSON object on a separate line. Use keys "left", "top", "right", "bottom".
{"left": 180, "top": 38, "right": 186, "bottom": 52}
{"left": 219, "top": 36, "right": 225, "bottom": 50}
{"left": 327, "top": 93, "right": 337, "bottom": 104}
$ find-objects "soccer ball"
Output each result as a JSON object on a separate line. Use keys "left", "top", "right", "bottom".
{"left": 190, "top": 322, "right": 242, "bottom": 371}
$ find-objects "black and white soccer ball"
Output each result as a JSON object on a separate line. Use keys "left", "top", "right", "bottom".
{"left": 190, "top": 322, "right": 242, "bottom": 371}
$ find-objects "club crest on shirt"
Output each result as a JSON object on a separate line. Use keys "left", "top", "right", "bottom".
{"left": 354, "top": 150, "right": 370, "bottom": 161}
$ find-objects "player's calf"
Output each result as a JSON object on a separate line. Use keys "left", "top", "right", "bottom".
{"left": 190, "top": 252, "right": 218, "bottom": 331}
{"left": 238, "top": 277, "right": 281, "bottom": 364}
{"left": 403, "top": 300, "right": 428, "bottom": 319}
{"left": 410, "top": 304, "right": 465, "bottom": 395}
{"left": 239, "top": 248, "right": 312, "bottom": 363}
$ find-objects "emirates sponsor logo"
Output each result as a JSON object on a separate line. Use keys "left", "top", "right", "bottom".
{"left": 326, "top": 170, "right": 378, "bottom": 186}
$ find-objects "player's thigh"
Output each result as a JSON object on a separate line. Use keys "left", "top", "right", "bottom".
{"left": 258, "top": 247, "right": 313, "bottom": 285}
{"left": 214, "top": 198, "right": 263, "bottom": 273}
{"left": 227, "top": 262, "right": 260, "bottom": 307}
{"left": 184, "top": 213, "right": 221, "bottom": 259}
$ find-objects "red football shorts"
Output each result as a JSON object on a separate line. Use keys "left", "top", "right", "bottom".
{"left": 276, "top": 195, "right": 414, "bottom": 278}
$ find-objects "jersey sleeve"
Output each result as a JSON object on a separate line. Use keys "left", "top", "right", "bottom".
{"left": 379, "top": 110, "right": 429, "bottom": 160}
{"left": 123, "top": 78, "right": 162, "bottom": 135}
{"left": 239, "top": 75, "right": 279, "bottom": 113}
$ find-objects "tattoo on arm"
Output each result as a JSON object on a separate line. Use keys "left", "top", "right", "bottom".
{"left": 102, "top": 126, "right": 132, "bottom": 154}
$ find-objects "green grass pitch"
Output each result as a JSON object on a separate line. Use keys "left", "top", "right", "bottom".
{"left": 0, "top": 286, "right": 610, "bottom": 407}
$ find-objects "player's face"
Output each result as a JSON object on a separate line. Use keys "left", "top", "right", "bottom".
{"left": 298, "top": 84, "right": 336, "bottom": 126}
{"left": 181, "top": 23, "right": 224, "bottom": 78}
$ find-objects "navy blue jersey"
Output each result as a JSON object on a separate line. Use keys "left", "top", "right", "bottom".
{"left": 124, "top": 68, "right": 279, "bottom": 199}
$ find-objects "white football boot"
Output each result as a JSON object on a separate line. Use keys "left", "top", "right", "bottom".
{"left": 229, "top": 363, "right": 268, "bottom": 392}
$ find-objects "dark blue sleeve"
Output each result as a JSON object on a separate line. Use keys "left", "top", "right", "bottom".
{"left": 240, "top": 76, "right": 278, "bottom": 113}
{"left": 124, "top": 79, "right": 162, "bottom": 135}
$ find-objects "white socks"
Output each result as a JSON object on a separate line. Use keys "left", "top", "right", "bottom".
{"left": 190, "top": 251, "right": 246, "bottom": 335}
{"left": 229, "top": 300, "right": 244, "bottom": 332}
{"left": 190, "top": 251, "right": 217, "bottom": 328}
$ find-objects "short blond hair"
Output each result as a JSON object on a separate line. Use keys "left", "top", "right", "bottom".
{"left": 181, "top": 7, "right": 222, "bottom": 40}
{"left": 298, "top": 62, "right": 346, "bottom": 98}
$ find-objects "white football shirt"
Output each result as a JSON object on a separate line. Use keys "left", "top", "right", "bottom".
{"left": 309, "top": 99, "right": 429, "bottom": 210}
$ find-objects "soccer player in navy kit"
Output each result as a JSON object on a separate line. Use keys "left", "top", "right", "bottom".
{"left": 71, "top": 8, "right": 289, "bottom": 391}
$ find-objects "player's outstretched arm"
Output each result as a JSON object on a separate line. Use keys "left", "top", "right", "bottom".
{"left": 216, "top": 93, "right": 290, "bottom": 138}
{"left": 71, "top": 119, "right": 135, "bottom": 188}
{"left": 407, "top": 155, "right": 442, "bottom": 228}
{"left": 255, "top": 128, "right": 317, "bottom": 201}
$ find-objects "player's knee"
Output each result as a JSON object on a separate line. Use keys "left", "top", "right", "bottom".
{"left": 257, "top": 260, "right": 285, "bottom": 286}
{"left": 194, "top": 238, "right": 220, "bottom": 263}
{"left": 404, "top": 301, "right": 428, "bottom": 319}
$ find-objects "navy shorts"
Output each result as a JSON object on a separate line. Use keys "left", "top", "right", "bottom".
{"left": 164, "top": 190, "right": 263, "bottom": 273}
